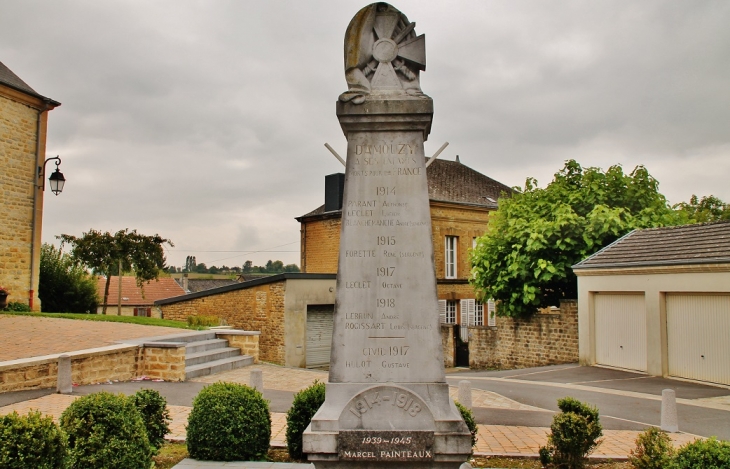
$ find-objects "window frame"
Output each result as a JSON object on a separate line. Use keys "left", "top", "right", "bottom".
{"left": 445, "top": 236, "right": 458, "bottom": 279}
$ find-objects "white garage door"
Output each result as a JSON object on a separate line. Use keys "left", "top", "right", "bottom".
{"left": 667, "top": 294, "right": 730, "bottom": 385}
{"left": 594, "top": 293, "right": 647, "bottom": 372}
{"left": 306, "top": 305, "right": 334, "bottom": 369}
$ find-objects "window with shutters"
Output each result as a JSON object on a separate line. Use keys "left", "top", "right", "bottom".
{"left": 445, "top": 236, "right": 458, "bottom": 278}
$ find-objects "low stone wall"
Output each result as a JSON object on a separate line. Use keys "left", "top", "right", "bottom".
{"left": 0, "top": 345, "right": 142, "bottom": 393}
{"left": 217, "top": 331, "right": 260, "bottom": 364}
{"left": 141, "top": 344, "right": 186, "bottom": 381}
{"left": 468, "top": 300, "right": 578, "bottom": 370}
{"left": 441, "top": 324, "right": 454, "bottom": 368}
{"left": 0, "top": 329, "right": 261, "bottom": 392}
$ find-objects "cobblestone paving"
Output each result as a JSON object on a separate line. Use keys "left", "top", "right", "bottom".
{"left": 0, "top": 315, "right": 184, "bottom": 361}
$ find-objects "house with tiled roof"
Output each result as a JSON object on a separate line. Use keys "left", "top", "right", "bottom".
{"left": 96, "top": 276, "right": 185, "bottom": 317}
{"left": 0, "top": 61, "right": 61, "bottom": 311}
{"left": 295, "top": 156, "right": 514, "bottom": 366}
{"left": 573, "top": 220, "right": 730, "bottom": 385}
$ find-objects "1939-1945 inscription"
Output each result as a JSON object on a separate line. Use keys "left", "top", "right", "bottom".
{"left": 339, "top": 431, "right": 434, "bottom": 461}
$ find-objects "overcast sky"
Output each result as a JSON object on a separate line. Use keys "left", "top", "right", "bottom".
{"left": 2, "top": 1, "right": 729, "bottom": 269}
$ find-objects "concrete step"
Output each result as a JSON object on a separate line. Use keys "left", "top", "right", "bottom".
{"left": 185, "top": 355, "right": 254, "bottom": 380}
{"left": 185, "top": 347, "right": 241, "bottom": 367}
{"left": 185, "top": 338, "right": 229, "bottom": 354}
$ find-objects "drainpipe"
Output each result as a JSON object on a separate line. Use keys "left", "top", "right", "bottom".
{"left": 29, "top": 100, "right": 51, "bottom": 310}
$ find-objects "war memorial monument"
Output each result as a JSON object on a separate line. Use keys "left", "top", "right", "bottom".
{"left": 302, "top": 3, "right": 473, "bottom": 468}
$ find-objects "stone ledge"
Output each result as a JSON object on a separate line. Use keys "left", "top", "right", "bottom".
{"left": 215, "top": 330, "right": 261, "bottom": 336}
{"left": 141, "top": 342, "right": 186, "bottom": 348}
{"left": 0, "top": 344, "right": 140, "bottom": 371}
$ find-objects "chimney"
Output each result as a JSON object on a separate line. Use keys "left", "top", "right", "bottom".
{"left": 182, "top": 273, "right": 189, "bottom": 293}
{"left": 324, "top": 173, "right": 345, "bottom": 212}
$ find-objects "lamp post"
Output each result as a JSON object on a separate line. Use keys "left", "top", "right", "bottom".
{"left": 39, "top": 155, "right": 66, "bottom": 195}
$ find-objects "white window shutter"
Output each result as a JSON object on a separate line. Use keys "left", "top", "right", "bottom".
{"left": 438, "top": 300, "right": 447, "bottom": 324}
{"left": 487, "top": 298, "right": 496, "bottom": 327}
{"left": 467, "top": 299, "right": 476, "bottom": 326}
{"left": 460, "top": 299, "right": 469, "bottom": 326}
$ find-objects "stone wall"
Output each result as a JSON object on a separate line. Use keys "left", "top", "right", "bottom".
{"left": 0, "top": 345, "right": 142, "bottom": 392}
{"left": 160, "top": 281, "right": 286, "bottom": 364}
{"left": 142, "top": 345, "right": 186, "bottom": 381}
{"left": 440, "top": 324, "right": 454, "bottom": 368}
{"left": 468, "top": 300, "right": 578, "bottom": 370}
{"left": 0, "top": 91, "right": 46, "bottom": 310}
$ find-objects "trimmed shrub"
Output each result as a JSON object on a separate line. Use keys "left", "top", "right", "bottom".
{"left": 672, "top": 437, "right": 730, "bottom": 469}
{"left": 59, "top": 391, "right": 153, "bottom": 469}
{"left": 539, "top": 397, "right": 603, "bottom": 469}
{"left": 0, "top": 410, "right": 68, "bottom": 468}
{"left": 187, "top": 382, "right": 271, "bottom": 461}
{"left": 286, "top": 380, "right": 325, "bottom": 460}
{"left": 455, "top": 401, "right": 478, "bottom": 452}
{"left": 629, "top": 427, "right": 675, "bottom": 469}
{"left": 130, "top": 388, "right": 171, "bottom": 452}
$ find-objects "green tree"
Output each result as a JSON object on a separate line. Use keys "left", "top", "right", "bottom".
{"left": 39, "top": 243, "right": 98, "bottom": 313}
{"left": 470, "top": 160, "right": 680, "bottom": 317}
{"left": 283, "top": 264, "right": 301, "bottom": 273}
{"left": 185, "top": 255, "right": 196, "bottom": 273}
{"left": 195, "top": 263, "right": 208, "bottom": 273}
{"left": 242, "top": 260, "right": 253, "bottom": 273}
{"left": 58, "top": 229, "right": 172, "bottom": 315}
{"left": 673, "top": 194, "right": 730, "bottom": 223}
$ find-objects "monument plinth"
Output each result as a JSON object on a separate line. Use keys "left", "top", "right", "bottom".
{"left": 303, "top": 4, "right": 472, "bottom": 468}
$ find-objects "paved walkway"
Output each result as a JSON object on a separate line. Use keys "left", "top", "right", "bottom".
{"left": 0, "top": 315, "right": 184, "bottom": 361}
{"left": 0, "top": 363, "right": 701, "bottom": 460}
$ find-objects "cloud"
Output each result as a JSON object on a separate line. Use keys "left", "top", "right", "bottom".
{"left": 3, "top": 0, "right": 729, "bottom": 268}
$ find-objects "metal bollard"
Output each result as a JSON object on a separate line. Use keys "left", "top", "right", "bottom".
{"left": 56, "top": 354, "right": 73, "bottom": 394}
{"left": 458, "top": 380, "right": 473, "bottom": 410}
{"left": 661, "top": 389, "right": 679, "bottom": 433}
{"left": 250, "top": 369, "right": 264, "bottom": 391}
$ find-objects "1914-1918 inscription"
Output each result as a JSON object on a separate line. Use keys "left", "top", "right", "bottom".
{"left": 339, "top": 431, "right": 434, "bottom": 461}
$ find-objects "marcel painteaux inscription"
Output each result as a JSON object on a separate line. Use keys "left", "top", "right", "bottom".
{"left": 339, "top": 431, "right": 434, "bottom": 461}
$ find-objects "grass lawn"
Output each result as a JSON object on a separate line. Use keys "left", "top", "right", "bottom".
{"left": 0, "top": 310, "right": 198, "bottom": 329}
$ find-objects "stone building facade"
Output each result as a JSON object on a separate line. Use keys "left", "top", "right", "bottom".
{"left": 297, "top": 157, "right": 514, "bottom": 326}
{"left": 0, "top": 61, "right": 60, "bottom": 310}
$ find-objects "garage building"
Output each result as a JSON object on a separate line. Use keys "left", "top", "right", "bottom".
{"left": 573, "top": 221, "right": 730, "bottom": 386}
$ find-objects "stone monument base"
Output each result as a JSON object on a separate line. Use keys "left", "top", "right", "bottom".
{"left": 303, "top": 382, "right": 472, "bottom": 468}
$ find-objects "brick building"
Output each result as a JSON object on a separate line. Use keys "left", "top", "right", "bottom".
{"left": 296, "top": 156, "right": 513, "bottom": 331}
{"left": 0, "top": 61, "right": 61, "bottom": 310}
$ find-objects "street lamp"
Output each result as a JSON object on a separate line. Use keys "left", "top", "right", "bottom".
{"left": 39, "top": 156, "right": 66, "bottom": 196}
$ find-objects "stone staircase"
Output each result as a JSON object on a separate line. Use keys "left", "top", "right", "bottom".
{"left": 183, "top": 332, "right": 253, "bottom": 379}
{"left": 133, "top": 331, "right": 254, "bottom": 380}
